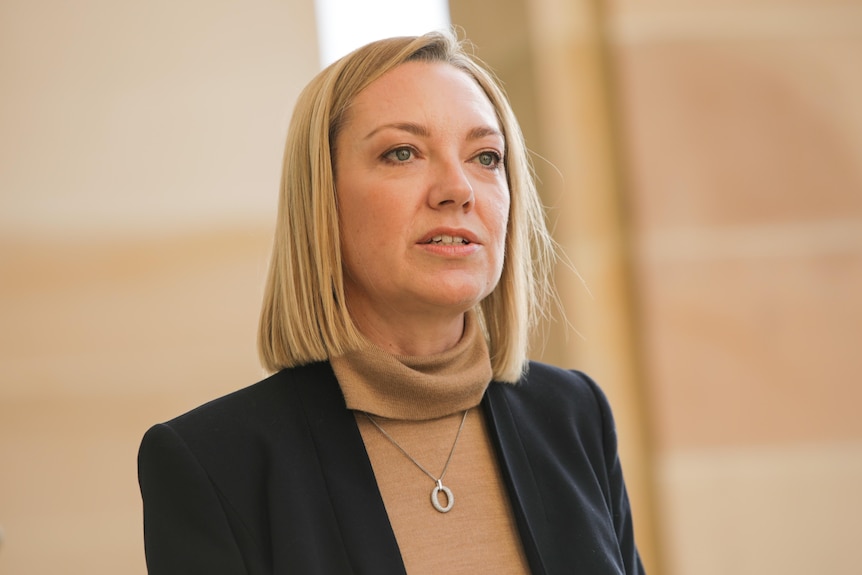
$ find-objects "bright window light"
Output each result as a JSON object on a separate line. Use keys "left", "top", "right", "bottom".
{"left": 314, "top": 0, "right": 451, "bottom": 67}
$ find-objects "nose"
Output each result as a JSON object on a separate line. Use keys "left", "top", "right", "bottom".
{"left": 428, "top": 157, "right": 474, "bottom": 210}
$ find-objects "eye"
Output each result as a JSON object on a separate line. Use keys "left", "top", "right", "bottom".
{"left": 384, "top": 147, "right": 414, "bottom": 163}
{"left": 474, "top": 150, "right": 502, "bottom": 168}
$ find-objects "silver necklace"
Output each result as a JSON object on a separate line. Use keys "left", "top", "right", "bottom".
{"left": 363, "top": 409, "right": 470, "bottom": 513}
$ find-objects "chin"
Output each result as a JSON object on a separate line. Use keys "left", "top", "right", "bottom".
{"left": 422, "top": 284, "right": 492, "bottom": 312}
{"left": 413, "top": 270, "right": 497, "bottom": 307}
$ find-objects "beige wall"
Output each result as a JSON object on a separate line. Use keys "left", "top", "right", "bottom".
{"left": 450, "top": 0, "right": 862, "bottom": 574}
{"left": 0, "top": 1, "right": 319, "bottom": 573}
{"left": 612, "top": 1, "right": 862, "bottom": 574}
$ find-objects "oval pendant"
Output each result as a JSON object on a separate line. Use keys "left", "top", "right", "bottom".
{"left": 431, "top": 480, "right": 454, "bottom": 513}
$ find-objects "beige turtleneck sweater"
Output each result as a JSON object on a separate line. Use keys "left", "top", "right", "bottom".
{"left": 330, "top": 312, "right": 530, "bottom": 574}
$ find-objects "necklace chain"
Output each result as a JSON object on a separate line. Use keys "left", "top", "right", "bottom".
{"left": 363, "top": 408, "right": 470, "bottom": 513}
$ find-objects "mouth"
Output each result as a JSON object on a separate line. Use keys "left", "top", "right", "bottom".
{"left": 425, "top": 234, "right": 471, "bottom": 246}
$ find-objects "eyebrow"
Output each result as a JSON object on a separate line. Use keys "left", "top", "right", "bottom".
{"left": 363, "top": 122, "right": 504, "bottom": 142}
{"left": 466, "top": 126, "right": 504, "bottom": 142}
{"left": 363, "top": 122, "right": 429, "bottom": 140}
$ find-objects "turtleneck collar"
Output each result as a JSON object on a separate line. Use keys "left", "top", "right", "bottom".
{"left": 330, "top": 310, "right": 493, "bottom": 421}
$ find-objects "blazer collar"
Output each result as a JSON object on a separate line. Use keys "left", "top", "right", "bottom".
{"left": 483, "top": 382, "right": 549, "bottom": 575}
{"left": 296, "top": 362, "right": 408, "bottom": 575}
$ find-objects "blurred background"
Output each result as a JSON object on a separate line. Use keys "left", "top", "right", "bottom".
{"left": 1, "top": 0, "right": 861, "bottom": 573}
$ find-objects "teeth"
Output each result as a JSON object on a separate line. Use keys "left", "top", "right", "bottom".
{"left": 430, "top": 234, "right": 469, "bottom": 245}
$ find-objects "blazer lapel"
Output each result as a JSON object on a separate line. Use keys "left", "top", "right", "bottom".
{"left": 297, "top": 363, "right": 407, "bottom": 575}
{"left": 483, "top": 382, "right": 549, "bottom": 575}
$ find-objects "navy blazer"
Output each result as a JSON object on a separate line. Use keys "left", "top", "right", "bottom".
{"left": 138, "top": 361, "right": 644, "bottom": 574}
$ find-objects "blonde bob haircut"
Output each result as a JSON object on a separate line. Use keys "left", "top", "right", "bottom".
{"left": 258, "top": 30, "right": 556, "bottom": 383}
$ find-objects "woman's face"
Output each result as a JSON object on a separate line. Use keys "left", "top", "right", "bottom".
{"left": 334, "top": 61, "right": 509, "bottom": 337}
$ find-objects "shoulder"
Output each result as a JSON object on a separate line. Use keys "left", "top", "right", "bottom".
{"left": 164, "top": 362, "right": 332, "bottom": 429}
{"left": 138, "top": 361, "right": 344, "bottom": 512}
{"left": 485, "top": 361, "right": 618, "bottom": 457}
{"left": 141, "top": 361, "right": 338, "bottom": 462}
{"left": 491, "top": 361, "right": 611, "bottom": 420}
{"left": 521, "top": 361, "right": 604, "bottom": 396}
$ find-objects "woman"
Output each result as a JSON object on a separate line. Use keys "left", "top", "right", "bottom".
{"left": 138, "top": 31, "right": 644, "bottom": 574}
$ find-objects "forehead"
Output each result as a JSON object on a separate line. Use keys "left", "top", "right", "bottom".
{"left": 344, "top": 61, "right": 501, "bottom": 131}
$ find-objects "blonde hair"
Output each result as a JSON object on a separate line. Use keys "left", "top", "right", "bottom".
{"left": 258, "top": 30, "right": 556, "bottom": 382}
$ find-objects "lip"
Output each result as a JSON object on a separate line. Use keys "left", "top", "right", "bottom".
{"left": 417, "top": 227, "right": 481, "bottom": 245}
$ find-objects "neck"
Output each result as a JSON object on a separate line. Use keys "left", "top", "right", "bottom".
{"left": 350, "top": 307, "right": 467, "bottom": 356}
{"left": 330, "top": 309, "right": 492, "bottom": 420}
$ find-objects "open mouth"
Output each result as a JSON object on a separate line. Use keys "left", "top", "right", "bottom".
{"left": 426, "top": 235, "right": 470, "bottom": 245}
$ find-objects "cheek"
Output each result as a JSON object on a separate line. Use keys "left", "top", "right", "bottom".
{"left": 339, "top": 194, "right": 397, "bottom": 268}
{"left": 335, "top": 175, "right": 372, "bottom": 239}
{"left": 335, "top": 195, "right": 365, "bottom": 273}
{"left": 489, "top": 192, "right": 511, "bottom": 243}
